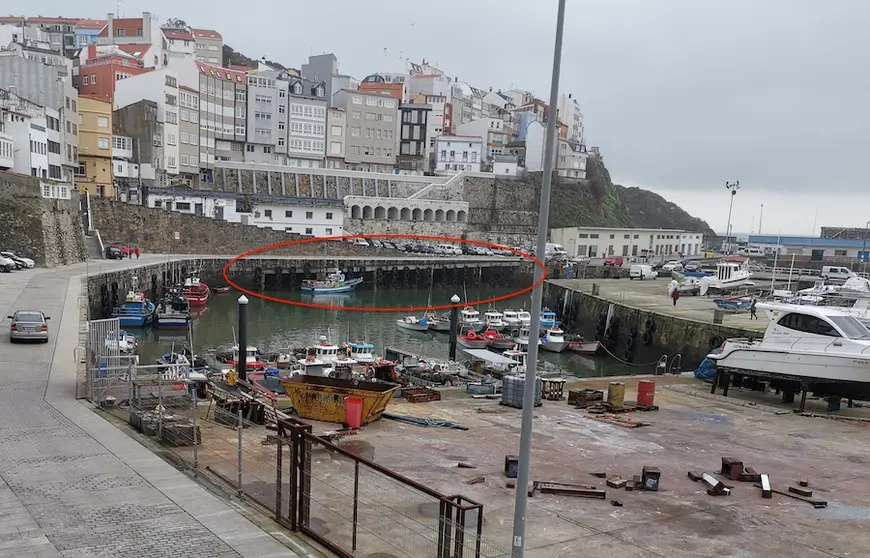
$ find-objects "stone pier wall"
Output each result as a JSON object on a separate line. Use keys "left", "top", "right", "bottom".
{"left": 543, "top": 280, "right": 756, "bottom": 367}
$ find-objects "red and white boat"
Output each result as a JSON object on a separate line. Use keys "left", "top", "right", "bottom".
{"left": 482, "top": 329, "right": 515, "bottom": 350}
{"left": 182, "top": 277, "right": 210, "bottom": 306}
{"left": 566, "top": 336, "right": 601, "bottom": 356}
{"left": 457, "top": 327, "right": 489, "bottom": 349}
{"left": 217, "top": 344, "right": 266, "bottom": 371}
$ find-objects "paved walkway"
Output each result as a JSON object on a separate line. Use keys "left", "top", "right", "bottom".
{"left": 0, "top": 257, "right": 296, "bottom": 558}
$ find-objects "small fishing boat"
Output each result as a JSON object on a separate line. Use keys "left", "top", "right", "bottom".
{"left": 312, "top": 334, "right": 343, "bottom": 363}
{"left": 396, "top": 315, "right": 430, "bottom": 332}
{"left": 293, "top": 354, "right": 331, "bottom": 377}
{"left": 460, "top": 306, "right": 485, "bottom": 332}
{"left": 263, "top": 348, "right": 296, "bottom": 369}
{"left": 513, "top": 326, "right": 541, "bottom": 349}
{"left": 713, "top": 297, "right": 753, "bottom": 313}
{"left": 566, "top": 335, "right": 600, "bottom": 356}
{"left": 301, "top": 269, "right": 363, "bottom": 294}
{"left": 154, "top": 288, "right": 191, "bottom": 329}
{"left": 111, "top": 291, "right": 156, "bottom": 328}
{"left": 457, "top": 327, "right": 489, "bottom": 349}
{"left": 517, "top": 310, "right": 532, "bottom": 327}
{"left": 483, "top": 328, "right": 515, "bottom": 350}
{"left": 215, "top": 345, "right": 266, "bottom": 371}
{"left": 426, "top": 312, "right": 452, "bottom": 332}
{"left": 502, "top": 310, "right": 521, "bottom": 328}
{"left": 156, "top": 349, "right": 210, "bottom": 380}
{"left": 345, "top": 340, "right": 377, "bottom": 363}
{"left": 539, "top": 309, "right": 559, "bottom": 332}
{"left": 540, "top": 326, "right": 569, "bottom": 353}
{"left": 182, "top": 277, "right": 210, "bottom": 307}
{"left": 212, "top": 284, "right": 232, "bottom": 293}
{"left": 105, "top": 330, "right": 137, "bottom": 354}
{"left": 484, "top": 309, "right": 506, "bottom": 332}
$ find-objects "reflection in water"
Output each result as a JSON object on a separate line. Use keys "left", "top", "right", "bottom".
{"left": 133, "top": 287, "right": 642, "bottom": 378}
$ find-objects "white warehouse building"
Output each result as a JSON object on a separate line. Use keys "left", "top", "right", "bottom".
{"left": 550, "top": 226, "right": 705, "bottom": 258}
{"left": 145, "top": 189, "right": 345, "bottom": 236}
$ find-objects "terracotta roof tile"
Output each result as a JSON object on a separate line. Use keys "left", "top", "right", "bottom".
{"left": 191, "top": 28, "right": 222, "bottom": 39}
{"left": 97, "top": 18, "right": 144, "bottom": 38}
{"left": 75, "top": 18, "right": 107, "bottom": 30}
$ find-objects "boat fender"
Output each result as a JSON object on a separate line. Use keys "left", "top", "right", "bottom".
{"left": 629, "top": 325, "right": 639, "bottom": 338}
{"left": 604, "top": 327, "right": 613, "bottom": 340}
{"left": 624, "top": 348, "right": 634, "bottom": 362}
{"left": 626, "top": 336, "right": 635, "bottom": 350}
{"left": 467, "top": 332, "right": 478, "bottom": 340}
{"left": 598, "top": 313, "right": 607, "bottom": 326}
{"left": 642, "top": 331, "right": 653, "bottom": 346}
{"left": 644, "top": 319, "right": 655, "bottom": 333}
{"left": 709, "top": 336, "right": 724, "bottom": 349}
{"left": 610, "top": 316, "right": 621, "bottom": 329}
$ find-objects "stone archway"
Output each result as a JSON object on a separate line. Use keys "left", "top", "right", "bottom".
{"left": 458, "top": 210, "right": 467, "bottom": 222}
{"left": 363, "top": 206, "right": 373, "bottom": 219}
{"left": 446, "top": 210, "right": 456, "bottom": 222}
{"left": 435, "top": 209, "right": 445, "bottom": 221}
{"left": 375, "top": 206, "right": 386, "bottom": 219}
{"left": 400, "top": 208, "right": 411, "bottom": 220}
{"left": 423, "top": 209, "right": 434, "bottom": 221}
{"left": 351, "top": 205, "right": 361, "bottom": 219}
{"left": 412, "top": 208, "right": 423, "bottom": 220}
{"left": 388, "top": 207, "right": 399, "bottom": 219}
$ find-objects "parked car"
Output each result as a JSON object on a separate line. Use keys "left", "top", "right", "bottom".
{"left": 661, "top": 260, "right": 684, "bottom": 273}
{"left": 683, "top": 261, "right": 702, "bottom": 272}
{"left": 630, "top": 264, "right": 658, "bottom": 280}
{"left": 0, "top": 255, "right": 15, "bottom": 272}
{"left": 8, "top": 310, "right": 50, "bottom": 343}
{"left": 603, "top": 256, "right": 624, "bottom": 267}
{"left": 1, "top": 251, "right": 34, "bottom": 269}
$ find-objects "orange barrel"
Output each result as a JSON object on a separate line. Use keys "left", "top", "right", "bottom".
{"left": 637, "top": 380, "right": 656, "bottom": 407}
{"left": 344, "top": 396, "right": 364, "bottom": 428}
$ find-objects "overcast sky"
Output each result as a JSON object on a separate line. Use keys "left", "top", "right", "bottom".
{"left": 28, "top": 0, "right": 870, "bottom": 235}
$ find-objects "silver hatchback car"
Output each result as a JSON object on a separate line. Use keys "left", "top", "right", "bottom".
{"left": 8, "top": 310, "right": 50, "bottom": 343}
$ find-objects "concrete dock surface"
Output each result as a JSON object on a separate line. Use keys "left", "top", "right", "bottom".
{"left": 551, "top": 278, "right": 769, "bottom": 334}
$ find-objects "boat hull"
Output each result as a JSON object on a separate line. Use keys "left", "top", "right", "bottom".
{"left": 540, "top": 340, "right": 569, "bottom": 353}
{"left": 396, "top": 320, "right": 430, "bottom": 332}
{"left": 487, "top": 339, "right": 515, "bottom": 350}
{"left": 116, "top": 315, "right": 149, "bottom": 328}
{"left": 154, "top": 315, "right": 190, "bottom": 329}
{"left": 485, "top": 323, "right": 506, "bottom": 332}
{"left": 428, "top": 321, "right": 451, "bottom": 332}
{"left": 460, "top": 321, "right": 486, "bottom": 333}
{"left": 458, "top": 337, "right": 489, "bottom": 349}
{"left": 709, "top": 339, "right": 870, "bottom": 383}
{"left": 184, "top": 293, "right": 209, "bottom": 307}
{"left": 301, "top": 277, "right": 363, "bottom": 294}
{"left": 568, "top": 340, "right": 600, "bottom": 355}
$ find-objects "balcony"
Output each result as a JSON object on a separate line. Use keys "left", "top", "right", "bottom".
{"left": 0, "top": 132, "right": 13, "bottom": 170}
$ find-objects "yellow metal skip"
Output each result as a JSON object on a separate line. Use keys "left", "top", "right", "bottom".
{"left": 279, "top": 375, "right": 399, "bottom": 425}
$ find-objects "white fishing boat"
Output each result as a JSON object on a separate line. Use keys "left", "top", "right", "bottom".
{"left": 313, "top": 334, "right": 342, "bottom": 364}
{"left": 293, "top": 354, "right": 330, "bottom": 377}
{"left": 346, "top": 340, "right": 377, "bottom": 363}
{"left": 700, "top": 258, "right": 754, "bottom": 293}
{"left": 707, "top": 302, "right": 870, "bottom": 383}
{"left": 484, "top": 309, "right": 506, "bottom": 332}
{"left": 516, "top": 310, "right": 532, "bottom": 327}
{"left": 540, "top": 326, "right": 569, "bottom": 353}
{"left": 396, "top": 315, "right": 430, "bottom": 332}
{"left": 300, "top": 269, "right": 363, "bottom": 294}
{"left": 513, "top": 326, "right": 541, "bottom": 349}
{"left": 502, "top": 310, "right": 521, "bottom": 327}
{"left": 460, "top": 306, "right": 485, "bottom": 332}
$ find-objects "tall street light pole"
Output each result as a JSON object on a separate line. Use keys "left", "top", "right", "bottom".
{"left": 724, "top": 180, "right": 740, "bottom": 254}
{"left": 862, "top": 220, "right": 870, "bottom": 272}
{"left": 758, "top": 204, "right": 764, "bottom": 236}
{"left": 511, "top": 0, "right": 566, "bottom": 556}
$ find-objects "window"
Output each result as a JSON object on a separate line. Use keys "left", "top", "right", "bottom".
{"left": 97, "top": 116, "right": 109, "bottom": 128}
{"left": 609, "top": 234, "right": 615, "bottom": 239}
{"left": 330, "top": 141, "right": 341, "bottom": 154}
{"left": 285, "top": 210, "right": 293, "bottom": 218}
{"left": 777, "top": 313, "right": 840, "bottom": 337}
{"left": 180, "top": 132, "right": 189, "bottom": 144}
{"left": 306, "top": 211, "right": 313, "bottom": 219}
{"left": 167, "top": 156, "right": 177, "bottom": 168}
{"left": 352, "top": 95, "right": 363, "bottom": 105}
{"left": 325, "top": 228, "right": 333, "bottom": 235}
{"left": 352, "top": 111, "right": 361, "bottom": 119}
{"left": 264, "top": 146, "right": 272, "bottom": 153}
{"left": 75, "top": 163, "right": 86, "bottom": 176}
{"left": 590, "top": 233, "right": 599, "bottom": 239}
{"left": 278, "top": 121, "right": 285, "bottom": 130}
{"left": 97, "top": 138, "right": 109, "bottom": 149}
{"left": 166, "top": 111, "right": 178, "bottom": 124}
{"left": 331, "top": 125, "right": 342, "bottom": 136}
{"left": 246, "top": 144, "right": 255, "bottom": 152}
{"left": 278, "top": 137, "right": 285, "bottom": 147}
{"left": 264, "top": 209, "right": 273, "bottom": 218}
{"left": 175, "top": 202, "right": 190, "bottom": 210}
{"left": 326, "top": 212, "right": 333, "bottom": 220}
{"left": 167, "top": 133, "right": 176, "bottom": 145}
{"left": 165, "top": 94, "right": 177, "bottom": 106}
{"left": 279, "top": 90, "right": 286, "bottom": 98}
{"left": 180, "top": 154, "right": 189, "bottom": 166}
{"left": 305, "top": 227, "right": 313, "bottom": 235}
{"left": 834, "top": 250, "right": 848, "bottom": 257}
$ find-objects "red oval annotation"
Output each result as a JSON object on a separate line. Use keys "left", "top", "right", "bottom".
{"left": 221, "top": 233, "right": 546, "bottom": 313}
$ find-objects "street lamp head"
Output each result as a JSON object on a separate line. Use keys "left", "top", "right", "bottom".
{"left": 450, "top": 294, "right": 461, "bottom": 304}
{"left": 238, "top": 295, "right": 249, "bottom": 305}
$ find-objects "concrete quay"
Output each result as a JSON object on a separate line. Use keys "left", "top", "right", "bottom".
{"left": 0, "top": 255, "right": 306, "bottom": 558}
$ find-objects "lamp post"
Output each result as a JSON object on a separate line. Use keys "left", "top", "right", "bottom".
{"left": 758, "top": 204, "right": 764, "bottom": 235}
{"left": 511, "top": 0, "right": 566, "bottom": 555}
{"left": 448, "top": 294, "right": 460, "bottom": 361}
{"left": 237, "top": 295, "right": 249, "bottom": 381}
{"left": 862, "top": 220, "right": 870, "bottom": 271}
{"left": 724, "top": 181, "right": 740, "bottom": 254}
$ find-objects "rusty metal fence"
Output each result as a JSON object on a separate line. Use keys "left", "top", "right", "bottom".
{"left": 89, "top": 364, "right": 510, "bottom": 558}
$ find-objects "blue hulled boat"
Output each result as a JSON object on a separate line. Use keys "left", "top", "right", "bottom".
{"left": 300, "top": 270, "right": 363, "bottom": 294}
{"left": 539, "top": 309, "right": 560, "bottom": 332}
{"left": 111, "top": 291, "right": 156, "bottom": 328}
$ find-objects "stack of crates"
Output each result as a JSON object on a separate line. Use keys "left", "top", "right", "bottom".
{"left": 500, "top": 374, "right": 542, "bottom": 409}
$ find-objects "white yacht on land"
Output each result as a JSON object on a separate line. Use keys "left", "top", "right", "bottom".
{"left": 707, "top": 302, "right": 870, "bottom": 383}
{"left": 700, "top": 258, "right": 754, "bottom": 294}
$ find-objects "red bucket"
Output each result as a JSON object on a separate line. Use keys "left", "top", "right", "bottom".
{"left": 344, "top": 396, "right": 364, "bottom": 429}
{"left": 637, "top": 380, "right": 656, "bottom": 407}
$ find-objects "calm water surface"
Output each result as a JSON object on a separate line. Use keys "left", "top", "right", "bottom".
{"left": 134, "top": 286, "right": 640, "bottom": 378}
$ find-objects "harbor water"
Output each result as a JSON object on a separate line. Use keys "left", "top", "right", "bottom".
{"left": 134, "top": 286, "right": 644, "bottom": 378}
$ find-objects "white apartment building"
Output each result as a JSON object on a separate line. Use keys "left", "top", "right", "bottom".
{"left": 556, "top": 93, "right": 584, "bottom": 143}
{"left": 0, "top": 114, "right": 12, "bottom": 170}
{"left": 286, "top": 78, "right": 328, "bottom": 168}
{"left": 111, "top": 134, "right": 140, "bottom": 181}
{"left": 0, "top": 89, "right": 49, "bottom": 178}
{"left": 114, "top": 69, "right": 181, "bottom": 180}
{"left": 435, "top": 135, "right": 483, "bottom": 174}
{"left": 526, "top": 121, "right": 588, "bottom": 178}
{"left": 245, "top": 71, "right": 285, "bottom": 164}
{"left": 145, "top": 190, "right": 345, "bottom": 236}
{"left": 550, "top": 226, "right": 705, "bottom": 258}
{"left": 326, "top": 107, "right": 346, "bottom": 168}
{"left": 454, "top": 117, "right": 508, "bottom": 161}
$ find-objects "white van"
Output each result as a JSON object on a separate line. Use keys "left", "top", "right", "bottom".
{"left": 738, "top": 247, "right": 765, "bottom": 257}
{"left": 822, "top": 266, "right": 856, "bottom": 283}
{"left": 630, "top": 264, "right": 657, "bottom": 280}
{"left": 545, "top": 243, "right": 568, "bottom": 258}
{"left": 436, "top": 243, "right": 463, "bottom": 255}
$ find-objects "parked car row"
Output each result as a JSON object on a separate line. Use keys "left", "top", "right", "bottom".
{"left": 0, "top": 251, "right": 35, "bottom": 272}
{"left": 104, "top": 245, "right": 136, "bottom": 259}
{"left": 344, "top": 236, "right": 522, "bottom": 257}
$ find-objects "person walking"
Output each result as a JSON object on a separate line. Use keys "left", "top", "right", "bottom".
{"left": 671, "top": 289, "right": 680, "bottom": 307}
{"left": 750, "top": 297, "right": 758, "bottom": 319}
{"left": 134, "top": 247, "right": 140, "bottom": 260}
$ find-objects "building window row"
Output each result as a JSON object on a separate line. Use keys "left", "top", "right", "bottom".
{"left": 350, "top": 205, "right": 466, "bottom": 223}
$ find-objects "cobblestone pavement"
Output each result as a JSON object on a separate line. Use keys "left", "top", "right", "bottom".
{"left": 0, "top": 259, "right": 291, "bottom": 558}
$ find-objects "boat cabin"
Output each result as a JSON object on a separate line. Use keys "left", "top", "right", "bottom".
{"left": 313, "top": 335, "right": 341, "bottom": 362}
{"left": 348, "top": 341, "right": 375, "bottom": 361}
{"left": 758, "top": 303, "right": 870, "bottom": 341}
{"left": 461, "top": 307, "right": 481, "bottom": 322}
{"left": 716, "top": 257, "right": 750, "bottom": 282}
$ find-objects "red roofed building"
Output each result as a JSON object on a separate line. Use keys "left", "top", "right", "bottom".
{"left": 77, "top": 44, "right": 150, "bottom": 102}
{"left": 95, "top": 12, "right": 168, "bottom": 69}
{"left": 190, "top": 28, "right": 223, "bottom": 66}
